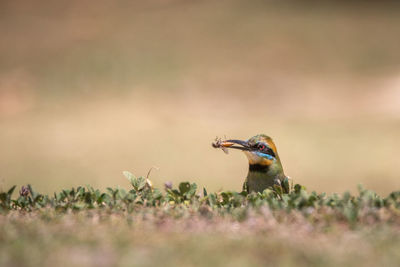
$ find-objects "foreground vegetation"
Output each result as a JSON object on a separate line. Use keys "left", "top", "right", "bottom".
{"left": 1, "top": 172, "right": 400, "bottom": 266}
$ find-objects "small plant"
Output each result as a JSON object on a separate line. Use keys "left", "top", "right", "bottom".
{"left": 0, "top": 177, "right": 399, "bottom": 225}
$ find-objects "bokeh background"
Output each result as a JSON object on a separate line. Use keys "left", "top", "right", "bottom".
{"left": 1, "top": 0, "right": 400, "bottom": 195}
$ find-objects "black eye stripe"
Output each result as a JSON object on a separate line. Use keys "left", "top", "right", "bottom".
{"left": 253, "top": 142, "right": 276, "bottom": 158}
{"left": 265, "top": 147, "right": 276, "bottom": 158}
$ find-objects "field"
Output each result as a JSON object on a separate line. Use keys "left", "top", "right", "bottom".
{"left": 1, "top": 0, "right": 400, "bottom": 266}
{"left": 1, "top": 176, "right": 400, "bottom": 267}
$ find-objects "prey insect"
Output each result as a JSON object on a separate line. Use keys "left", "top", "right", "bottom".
{"left": 212, "top": 136, "right": 229, "bottom": 154}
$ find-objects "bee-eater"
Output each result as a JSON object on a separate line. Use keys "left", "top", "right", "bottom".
{"left": 213, "top": 134, "right": 288, "bottom": 193}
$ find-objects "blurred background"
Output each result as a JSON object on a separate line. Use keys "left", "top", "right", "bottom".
{"left": 1, "top": 0, "right": 400, "bottom": 195}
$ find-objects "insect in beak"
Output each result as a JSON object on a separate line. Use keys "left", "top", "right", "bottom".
{"left": 212, "top": 138, "right": 250, "bottom": 154}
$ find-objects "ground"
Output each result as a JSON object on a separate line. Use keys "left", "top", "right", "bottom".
{"left": 1, "top": 182, "right": 399, "bottom": 267}
{"left": 1, "top": 208, "right": 400, "bottom": 267}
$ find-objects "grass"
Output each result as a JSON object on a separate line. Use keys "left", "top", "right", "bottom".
{"left": 1, "top": 173, "right": 399, "bottom": 266}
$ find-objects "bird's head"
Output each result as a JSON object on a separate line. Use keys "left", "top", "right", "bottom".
{"left": 213, "top": 134, "right": 281, "bottom": 167}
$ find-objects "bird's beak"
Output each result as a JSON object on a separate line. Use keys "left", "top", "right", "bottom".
{"left": 220, "top": 139, "right": 250, "bottom": 151}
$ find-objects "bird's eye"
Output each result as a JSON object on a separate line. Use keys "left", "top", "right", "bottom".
{"left": 257, "top": 144, "right": 265, "bottom": 151}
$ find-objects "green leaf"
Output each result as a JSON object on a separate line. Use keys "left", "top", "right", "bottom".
{"left": 124, "top": 170, "right": 147, "bottom": 191}
{"left": 118, "top": 188, "right": 127, "bottom": 199}
{"left": 106, "top": 187, "right": 114, "bottom": 195}
{"left": 294, "top": 184, "right": 306, "bottom": 194}
{"left": 123, "top": 171, "right": 135, "bottom": 179}
{"left": 0, "top": 192, "right": 7, "bottom": 203}
{"left": 135, "top": 177, "right": 147, "bottom": 191}
{"left": 123, "top": 171, "right": 136, "bottom": 185}
{"left": 179, "top": 182, "right": 191, "bottom": 195}
{"left": 282, "top": 178, "right": 290, "bottom": 194}
{"left": 7, "top": 185, "right": 16, "bottom": 196}
{"left": 186, "top": 183, "right": 197, "bottom": 198}
{"left": 152, "top": 188, "right": 162, "bottom": 200}
{"left": 208, "top": 193, "right": 217, "bottom": 206}
{"left": 203, "top": 187, "right": 208, "bottom": 197}
{"left": 273, "top": 185, "right": 283, "bottom": 196}
{"left": 221, "top": 192, "right": 230, "bottom": 204}
{"left": 28, "top": 184, "right": 38, "bottom": 200}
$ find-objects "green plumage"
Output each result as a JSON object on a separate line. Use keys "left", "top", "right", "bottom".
{"left": 245, "top": 162, "right": 286, "bottom": 193}
{"left": 245, "top": 135, "right": 287, "bottom": 193}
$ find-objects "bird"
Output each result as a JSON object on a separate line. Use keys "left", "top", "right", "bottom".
{"left": 213, "top": 134, "right": 288, "bottom": 193}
